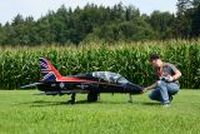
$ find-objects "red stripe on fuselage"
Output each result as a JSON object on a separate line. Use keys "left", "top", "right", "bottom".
{"left": 56, "top": 76, "right": 97, "bottom": 83}
{"left": 56, "top": 76, "right": 121, "bottom": 87}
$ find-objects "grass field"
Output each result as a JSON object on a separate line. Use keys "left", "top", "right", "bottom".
{"left": 0, "top": 90, "right": 200, "bottom": 134}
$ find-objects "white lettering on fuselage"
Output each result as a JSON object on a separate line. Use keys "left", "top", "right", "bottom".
{"left": 76, "top": 84, "right": 89, "bottom": 89}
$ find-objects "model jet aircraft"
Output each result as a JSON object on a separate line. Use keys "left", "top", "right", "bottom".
{"left": 21, "top": 58, "right": 144, "bottom": 104}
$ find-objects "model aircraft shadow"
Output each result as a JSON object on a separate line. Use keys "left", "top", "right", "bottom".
{"left": 16, "top": 100, "right": 160, "bottom": 107}
{"left": 30, "top": 101, "right": 160, "bottom": 107}
{"left": 29, "top": 100, "right": 98, "bottom": 107}
{"left": 23, "top": 99, "right": 131, "bottom": 107}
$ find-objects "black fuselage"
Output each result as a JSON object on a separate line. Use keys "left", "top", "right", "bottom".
{"left": 37, "top": 81, "right": 143, "bottom": 96}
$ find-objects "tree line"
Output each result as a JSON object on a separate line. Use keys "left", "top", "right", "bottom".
{"left": 0, "top": 0, "right": 199, "bottom": 46}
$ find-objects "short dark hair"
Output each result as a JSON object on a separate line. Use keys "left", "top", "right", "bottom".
{"left": 149, "top": 54, "right": 160, "bottom": 62}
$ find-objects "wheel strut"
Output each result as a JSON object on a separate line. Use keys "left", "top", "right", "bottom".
{"left": 128, "top": 94, "right": 133, "bottom": 103}
{"left": 70, "top": 93, "right": 76, "bottom": 104}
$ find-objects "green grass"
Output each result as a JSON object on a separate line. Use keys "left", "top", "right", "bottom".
{"left": 0, "top": 90, "right": 200, "bottom": 134}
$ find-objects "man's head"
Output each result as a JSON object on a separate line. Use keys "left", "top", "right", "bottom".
{"left": 149, "top": 54, "right": 163, "bottom": 68}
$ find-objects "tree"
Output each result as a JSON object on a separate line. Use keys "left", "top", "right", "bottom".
{"left": 175, "top": 0, "right": 200, "bottom": 38}
{"left": 177, "top": 0, "right": 193, "bottom": 15}
{"left": 148, "top": 11, "right": 176, "bottom": 39}
{"left": 0, "top": 23, "right": 6, "bottom": 45}
{"left": 0, "top": 2, "right": 199, "bottom": 46}
{"left": 191, "top": 4, "right": 200, "bottom": 37}
{"left": 12, "top": 14, "right": 24, "bottom": 26}
{"left": 175, "top": 0, "right": 194, "bottom": 38}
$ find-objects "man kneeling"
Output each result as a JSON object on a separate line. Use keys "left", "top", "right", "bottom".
{"left": 143, "top": 54, "right": 182, "bottom": 107}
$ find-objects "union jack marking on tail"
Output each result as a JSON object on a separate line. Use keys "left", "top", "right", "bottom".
{"left": 43, "top": 72, "right": 56, "bottom": 81}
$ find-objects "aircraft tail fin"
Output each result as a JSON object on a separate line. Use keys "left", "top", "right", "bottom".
{"left": 39, "top": 58, "right": 62, "bottom": 81}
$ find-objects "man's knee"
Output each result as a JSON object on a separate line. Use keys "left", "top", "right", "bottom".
{"left": 156, "top": 80, "right": 169, "bottom": 93}
{"left": 157, "top": 80, "right": 166, "bottom": 88}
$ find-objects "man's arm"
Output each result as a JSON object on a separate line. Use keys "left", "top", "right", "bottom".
{"left": 165, "top": 69, "right": 182, "bottom": 82}
{"left": 169, "top": 63, "right": 182, "bottom": 81}
{"left": 143, "top": 82, "right": 157, "bottom": 93}
{"left": 172, "top": 69, "right": 182, "bottom": 80}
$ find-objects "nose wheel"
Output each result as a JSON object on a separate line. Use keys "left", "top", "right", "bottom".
{"left": 128, "top": 94, "right": 133, "bottom": 103}
{"left": 87, "top": 92, "right": 98, "bottom": 102}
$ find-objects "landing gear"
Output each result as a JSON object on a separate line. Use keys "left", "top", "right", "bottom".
{"left": 68, "top": 93, "right": 76, "bottom": 104}
{"left": 128, "top": 94, "right": 133, "bottom": 103}
{"left": 87, "top": 92, "right": 98, "bottom": 102}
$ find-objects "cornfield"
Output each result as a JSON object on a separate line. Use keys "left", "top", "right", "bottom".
{"left": 0, "top": 40, "right": 200, "bottom": 89}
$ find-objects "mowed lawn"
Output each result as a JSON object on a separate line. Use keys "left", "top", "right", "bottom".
{"left": 0, "top": 90, "right": 200, "bottom": 134}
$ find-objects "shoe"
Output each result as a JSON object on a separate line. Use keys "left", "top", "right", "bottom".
{"left": 169, "top": 95, "right": 173, "bottom": 102}
{"left": 163, "top": 104, "right": 170, "bottom": 108}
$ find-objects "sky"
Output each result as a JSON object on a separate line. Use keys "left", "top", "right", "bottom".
{"left": 0, "top": 0, "right": 177, "bottom": 25}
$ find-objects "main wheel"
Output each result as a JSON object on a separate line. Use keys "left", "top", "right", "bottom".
{"left": 87, "top": 92, "right": 98, "bottom": 102}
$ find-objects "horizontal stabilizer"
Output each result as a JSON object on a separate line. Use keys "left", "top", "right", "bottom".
{"left": 21, "top": 82, "right": 42, "bottom": 89}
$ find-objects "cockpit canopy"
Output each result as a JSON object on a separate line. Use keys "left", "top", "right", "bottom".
{"left": 92, "top": 71, "right": 129, "bottom": 84}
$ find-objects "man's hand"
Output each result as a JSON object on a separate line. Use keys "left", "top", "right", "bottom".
{"left": 141, "top": 88, "right": 148, "bottom": 93}
{"left": 141, "top": 83, "right": 157, "bottom": 94}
